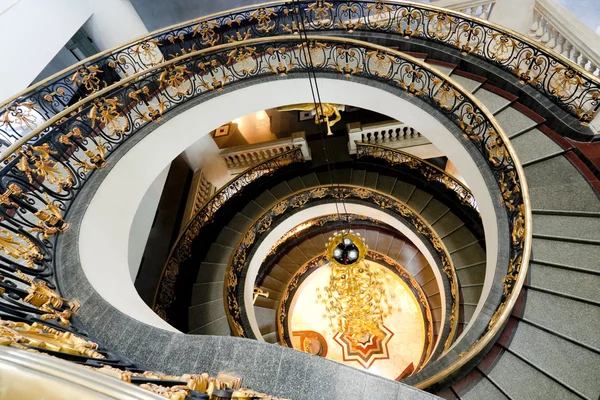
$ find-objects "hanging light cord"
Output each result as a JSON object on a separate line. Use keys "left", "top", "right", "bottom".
{"left": 292, "top": 0, "right": 350, "bottom": 223}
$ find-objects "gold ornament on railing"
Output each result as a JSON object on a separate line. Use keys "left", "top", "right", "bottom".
{"left": 0, "top": 318, "right": 103, "bottom": 358}
{"left": 317, "top": 230, "right": 394, "bottom": 344}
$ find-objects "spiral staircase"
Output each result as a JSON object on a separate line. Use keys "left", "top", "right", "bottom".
{"left": 0, "top": 1, "right": 599, "bottom": 399}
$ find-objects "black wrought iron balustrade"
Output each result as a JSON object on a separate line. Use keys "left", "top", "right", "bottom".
{"left": 1, "top": 0, "right": 598, "bottom": 155}
{"left": 356, "top": 142, "right": 479, "bottom": 212}
{"left": 0, "top": 35, "right": 530, "bottom": 389}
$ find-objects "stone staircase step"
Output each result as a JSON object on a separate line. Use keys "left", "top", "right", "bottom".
{"left": 473, "top": 86, "right": 513, "bottom": 114}
{"left": 215, "top": 226, "right": 242, "bottom": 248}
{"left": 405, "top": 253, "right": 429, "bottom": 277}
{"left": 286, "top": 176, "right": 306, "bottom": 192}
{"left": 316, "top": 170, "right": 332, "bottom": 185}
{"left": 426, "top": 59, "right": 456, "bottom": 76}
{"left": 510, "top": 129, "right": 564, "bottom": 165}
{"left": 460, "top": 303, "right": 477, "bottom": 323}
{"left": 460, "top": 285, "right": 484, "bottom": 305}
{"left": 205, "top": 243, "right": 233, "bottom": 264}
{"left": 350, "top": 169, "right": 366, "bottom": 186}
{"left": 533, "top": 214, "right": 600, "bottom": 242}
{"left": 228, "top": 212, "right": 253, "bottom": 233}
{"left": 522, "top": 289, "right": 600, "bottom": 350}
{"left": 189, "top": 315, "right": 230, "bottom": 336}
{"left": 419, "top": 198, "right": 450, "bottom": 224}
{"left": 407, "top": 188, "right": 433, "bottom": 213}
{"left": 525, "top": 155, "right": 600, "bottom": 213}
{"left": 188, "top": 299, "right": 226, "bottom": 330}
{"left": 421, "top": 278, "right": 439, "bottom": 296}
{"left": 494, "top": 106, "right": 542, "bottom": 139}
{"left": 296, "top": 239, "right": 320, "bottom": 259}
{"left": 364, "top": 171, "right": 378, "bottom": 188}
{"left": 458, "top": 371, "right": 509, "bottom": 400}
{"left": 532, "top": 238, "right": 600, "bottom": 273}
{"left": 333, "top": 168, "right": 353, "bottom": 184}
{"left": 191, "top": 282, "right": 223, "bottom": 305}
{"left": 277, "top": 254, "right": 301, "bottom": 274}
{"left": 308, "top": 233, "right": 328, "bottom": 252}
{"left": 253, "top": 295, "right": 279, "bottom": 310}
{"left": 269, "top": 181, "right": 293, "bottom": 199}
{"left": 428, "top": 293, "right": 442, "bottom": 310}
{"left": 506, "top": 320, "right": 600, "bottom": 399}
{"left": 254, "top": 306, "right": 277, "bottom": 335}
{"left": 450, "top": 69, "right": 486, "bottom": 93}
{"left": 364, "top": 229, "right": 379, "bottom": 249}
{"left": 195, "top": 262, "right": 227, "bottom": 284}
{"left": 387, "top": 237, "right": 407, "bottom": 260}
{"left": 529, "top": 262, "right": 599, "bottom": 303}
{"left": 395, "top": 243, "right": 418, "bottom": 268}
{"left": 240, "top": 200, "right": 264, "bottom": 220}
{"left": 300, "top": 172, "right": 320, "bottom": 188}
{"left": 268, "top": 264, "right": 293, "bottom": 285}
{"left": 286, "top": 247, "right": 311, "bottom": 265}
{"left": 432, "top": 212, "right": 464, "bottom": 237}
{"left": 442, "top": 226, "right": 477, "bottom": 253}
{"left": 261, "top": 276, "right": 286, "bottom": 297}
{"left": 375, "top": 175, "right": 396, "bottom": 194}
{"left": 391, "top": 181, "right": 416, "bottom": 202}
{"left": 263, "top": 331, "right": 278, "bottom": 344}
{"left": 455, "top": 262, "right": 486, "bottom": 286}
{"left": 374, "top": 231, "right": 393, "bottom": 253}
{"left": 450, "top": 244, "right": 486, "bottom": 267}
{"left": 414, "top": 266, "right": 436, "bottom": 288}
{"left": 254, "top": 189, "right": 279, "bottom": 209}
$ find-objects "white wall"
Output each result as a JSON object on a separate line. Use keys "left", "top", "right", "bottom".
{"left": 127, "top": 163, "right": 170, "bottom": 281}
{"left": 83, "top": 0, "right": 148, "bottom": 52}
{"left": 0, "top": 0, "right": 92, "bottom": 101}
{"left": 489, "top": 0, "right": 536, "bottom": 34}
{"left": 79, "top": 78, "right": 499, "bottom": 334}
{"left": 181, "top": 134, "right": 230, "bottom": 188}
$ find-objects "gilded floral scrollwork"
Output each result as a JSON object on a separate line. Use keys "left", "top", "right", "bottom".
{"left": 249, "top": 7, "right": 277, "bottom": 33}
{"left": 192, "top": 21, "right": 220, "bottom": 47}
{"left": 71, "top": 65, "right": 105, "bottom": 93}
{"left": 17, "top": 144, "right": 73, "bottom": 191}
{"left": 0, "top": 102, "right": 39, "bottom": 132}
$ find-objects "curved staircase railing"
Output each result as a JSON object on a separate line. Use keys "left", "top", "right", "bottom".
{"left": 1, "top": 0, "right": 598, "bottom": 156}
{"left": 0, "top": 34, "right": 530, "bottom": 389}
{"left": 355, "top": 142, "right": 479, "bottom": 212}
{"left": 108, "top": 35, "right": 537, "bottom": 387}
{"left": 223, "top": 185, "right": 459, "bottom": 350}
{"left": 154, "top": 147, "right": 306, "bottom": 318}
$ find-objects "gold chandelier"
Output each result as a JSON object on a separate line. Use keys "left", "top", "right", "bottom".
{"left": 316, "top": 230, "right": 394, "bottom": 344}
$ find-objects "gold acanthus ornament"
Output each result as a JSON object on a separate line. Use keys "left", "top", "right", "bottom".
{"left": 0, "top": 228, "right": 43, "bottom": 268}
{"left": 0, "top": 318, "right": 103, "bottom": 358}
{"left": 15, "top": 270, "right": 79, "bottom": 326}
{"left": 276, "top": 103, "right": 345, "bottom": 135}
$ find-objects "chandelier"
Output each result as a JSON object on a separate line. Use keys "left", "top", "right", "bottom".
{"left": 317, "top": 230, "right": 394, "bottom": 344}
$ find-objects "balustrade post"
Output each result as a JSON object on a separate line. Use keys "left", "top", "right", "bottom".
{"left": 535, "top": 17, "right": 546, "bottom": 39}
{"left": 540, "top": 25, "right": 552, "bottom": 44}
{"left": 291, "top": 131, "right": 311, "bottom": 160}
{"left": 479, "top": 4, "right": 489, "bottom": 20}
{"left": 562, "top": 41, "right": 573, "bottom": 59}
{"left": 553, "top": 34, "right": 563, "bottom": 54}
{"left": 347, "top": 122, "right": 362, "bottom": 155}
{"left": 546, "top": 29, "right": 557, "bottom": 48}
{"left": 530, "top": 11, "right": 541, "bottom": 35}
